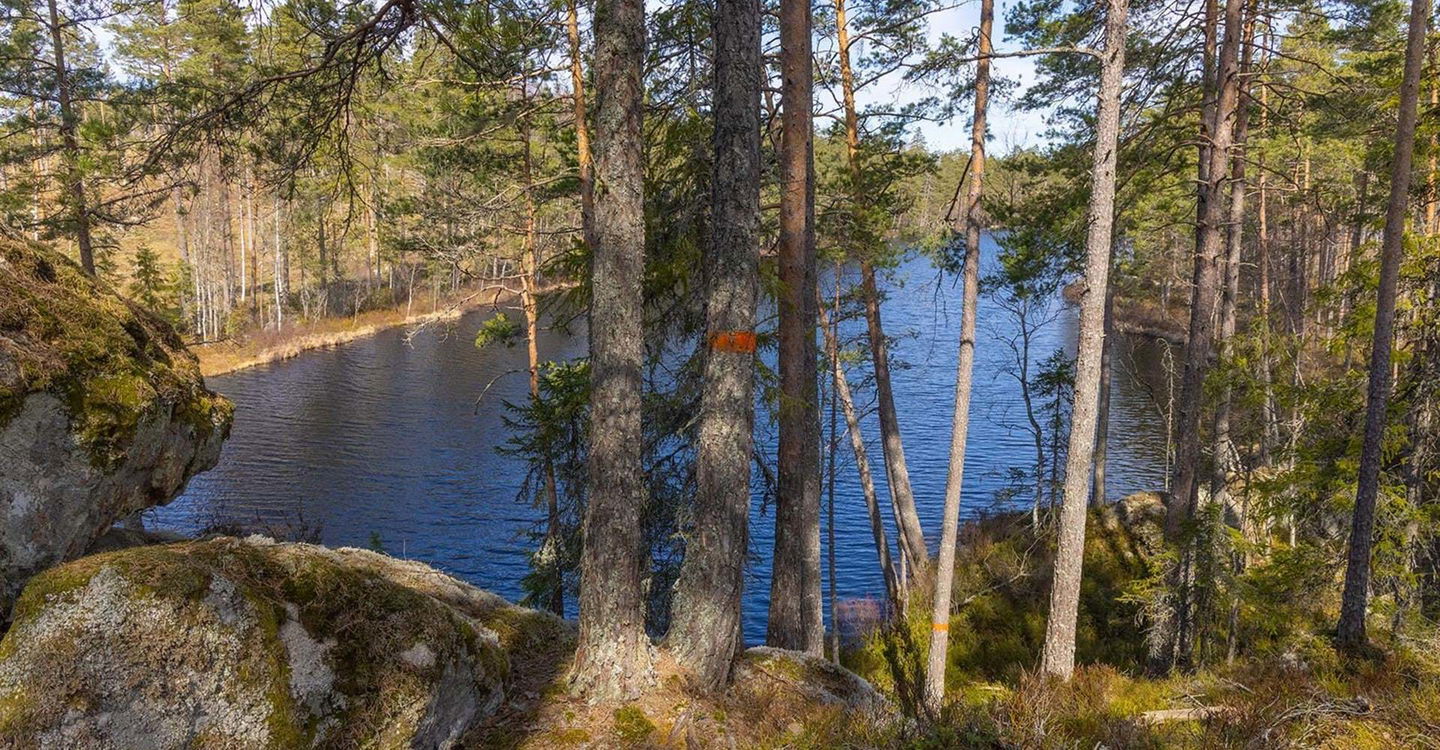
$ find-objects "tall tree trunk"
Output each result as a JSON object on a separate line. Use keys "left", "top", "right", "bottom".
{"left": 1091, "top": 285, "right": 1114, "bottom": 506}
{"left": 1038, "top": 0, "right": 1128, "bottom": 679}
{"left": 273, "top": 197, "right": 285, "bottom": 330}
{"left": 923, "top": 0, "right": 992, "bottom": 710}
{"left": 1428, "top": 48, "right": 1437, "bottom": 234}
{"left": 517, "top": 81, "right": 564, "bottom": 619}
{"left": 667, "top": 0, "right": 761, "bottom": 690}
{"left": 45, "top": 0, "right": 95, "bottom": 275}
{"left": 1164, "top": 0, "right": 1245, "bottom": 672}
{"left": 247, "top": 164, "right": 259, "bottom": 317}
{"left": 570, "top": 0, "right": 653, "bottom": 699}
{"left": 858, "top": 262, "right": 929, "bottom": 567}
{"left": 568, "top": 0, "right": 596, "bottom": 251}
{"left": 1337, "top": 0, "right": 1430, "bottom": 652}
{"left": 769, "top": 0, "right": 824, "bottom": 656}
{"left": 1211, "top": 12, "right": 1256, "bottom": 506}
{"left": 820, "top": 300, "right": 901, "bottom": 607}
{"left": 834, "top": 0, "right": 928, "bottom": 571}
{"left": 1256, "top": 74, "right": 1276, "bottom": 465}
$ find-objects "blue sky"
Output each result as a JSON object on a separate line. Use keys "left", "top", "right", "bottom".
{"left": 849, "top": 1, "right": 1055, "bottom": 153}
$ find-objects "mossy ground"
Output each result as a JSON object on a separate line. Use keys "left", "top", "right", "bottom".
{"left": 834, "top": 504, "right": 1440, "bottom": 748}
{"left": 0, "top": 238, "right": 231, "bottom": 467}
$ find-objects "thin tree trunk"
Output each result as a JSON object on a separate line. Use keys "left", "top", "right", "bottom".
{"left": 45, "top": 0, "right": 95, "bottom": 275}
{"left": 516, "top": 80, "right": 564, "bottom": 619}
{"left": 768, "top": 0, "right": 824, "bottom": 656}
{"left": 273, "top": 197, "right": 285, "bottom": 330}
{"left": 1337, "top": 0, "right": 1430, "bottom": 652}
{"left": 570, "top": 0, "right": 654, "bottom": 699}
{"left": 858, "top": 262, "right": 929, "bottom": 567}
{"left": 1256, "top": 73, "right": 1276, "bottom": 465}
{"left": 247, "top": 165, "right": 259, "bottom": 317}
{"left": 924, "top": 0, "right": 992, "bottom": 710}
{"left": 1038, "top": 0, "right": 1128, "bottom": 679}
{"left": 1165, "top": 0, "right": 1245, "bottom": 672}
{"left": 1211, "top": 12, "right": 1256, "bottom": 506}
{"left": 568, "top": 0, "right": 596, "bottom": 251}
{"left": 820, "top": 299, "right": 900, "bottom": 608}
{"left": 832, "top": 0, "right": 928, "bottom": 570}
{"left": 1092, "top": 285, "right": 1114, "bottom": 506}
{"left": 1428, "top": 49, "right": 1438, "bottom": 234}
{"left": 667, "top": 0, "right": 761, "bottom": 690}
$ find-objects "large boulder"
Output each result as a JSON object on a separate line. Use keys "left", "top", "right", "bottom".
{"left": 0, "top": 239, "right": 231, "bottom": 610}
{"left": 0, "top": 536, "right": 566, "bottom": 748}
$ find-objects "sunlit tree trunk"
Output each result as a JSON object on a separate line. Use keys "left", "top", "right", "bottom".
{"left": 1038, "top": 0, "right": 1128, "bottom": 680}
{"left": 667, "top": 0, "right": 761, "bottom": 689}
{"left": 1211, "top": 12, "right": 1256, "bottom": 507}
{"left": 1091, "top": 286, "right": 1114, "bottom": 506}
{"left": 768, "top": 0, "right": 824, "bottom": 656}
{"left": 1337, "top": 0, "right": 1430, "bottom": 652}
{"left": 570, "top": 0, "right": 654, "bottom": 699}
{"left": 832, "top": 0, "right": 928, "bottom": 571}
{"left": 1256, "top": 69, "right": 1276, "bottom": 465}
{"left": 820, "top": 300, "right": 901, "bottom": 607}
{"left": 923, "top": 0, "right": 991, "bottom": 710}
{"left": 1165, "top": 0, "right": 1245, "bottom": 672}
{"left": 567, "top": 0, "right": 595, "bottom": 251}
{"left": 516, "top": 79, "right": 563, "bottom": 619}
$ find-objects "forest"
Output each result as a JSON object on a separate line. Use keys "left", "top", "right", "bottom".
{"left": 0, "top": 0, "right": 1439, "bottom": 745}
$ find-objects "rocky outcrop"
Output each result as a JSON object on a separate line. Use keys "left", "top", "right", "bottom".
{"left": 734, "top": 647, "right": 889, "bottom": 715}
{"left": 0, "top": 537, "right": 567, "bottom": 749}
{"left": 0, "top": 238, "right": 231, "bottom": 610}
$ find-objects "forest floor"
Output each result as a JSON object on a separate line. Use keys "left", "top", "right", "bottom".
{"left": 191, "top": 284, "right": 519, "bottom": 377}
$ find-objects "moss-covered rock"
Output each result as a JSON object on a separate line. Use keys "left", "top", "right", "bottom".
{"left": 0, "top": 238, "right": 232, "bottom": 610}
{"left": 0, "top": 537, "right": 551, "bottom": 749}
{"left": 735, "top": 647, "right": 889, "bottom": 715}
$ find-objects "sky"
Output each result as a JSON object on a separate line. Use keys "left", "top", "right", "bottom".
{"left": 850, "top": 0, "right": 1056, "bottom": 153}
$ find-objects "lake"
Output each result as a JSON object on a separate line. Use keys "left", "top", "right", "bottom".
{"left": 148, "top": 237, "right": 1175, "bottom": 643}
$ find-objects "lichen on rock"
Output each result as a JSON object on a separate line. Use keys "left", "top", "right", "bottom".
{"left": 0, "top": 536, "right": 527, "bottom": 749}
{"left": 0, "top": 238, "right": 232, "bottom": 610}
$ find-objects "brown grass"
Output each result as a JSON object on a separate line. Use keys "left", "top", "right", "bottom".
{"left": 192, "top": 286, "right": 518, "bottom": 377}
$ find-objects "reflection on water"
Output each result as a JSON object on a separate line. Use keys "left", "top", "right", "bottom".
{"left": 151, "top": 238, "right": 1174, "bottom": 643}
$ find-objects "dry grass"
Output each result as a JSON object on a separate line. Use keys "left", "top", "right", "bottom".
{"left": 192, "top": 286, "right": 518, "bottom": 377}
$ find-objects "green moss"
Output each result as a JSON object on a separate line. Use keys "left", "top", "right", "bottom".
{"left": 0, "top": 685, "right": 34, "bottom": 735}
{"left": 612, "top": 705, "right": 655, "bottom": 744}
{"left": 0, "top": 238, "right": 231, "bottom": 468}
{"left": 850, "top": 505, "right": 1160, "bottom": 694}
{"left": 0, "top": 539, "right": 506, "bottom": 748}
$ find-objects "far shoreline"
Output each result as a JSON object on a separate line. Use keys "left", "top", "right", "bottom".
{"left": 192, "top": 285, "right": 521, "bottom": 378}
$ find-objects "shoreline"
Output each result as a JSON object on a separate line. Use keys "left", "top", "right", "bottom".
{"left": 192, "top": 286, "right": 520, "bottom": 378}
{"left": 1062, "top": 281, "right": 1188, "bottom": 345}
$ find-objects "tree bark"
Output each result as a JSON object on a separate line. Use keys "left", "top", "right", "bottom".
{"left": 45, "top": 0, "right": 95, "bottom": 275}
{"left": 820, "top": 300, "right": 901, "bottom": 607}
{"left": 923, "top": 0, "right": 992, "bottom": 710}
{"left": 1211, "top": 12, "right": 1255, "bottom": 506}
{"left": 518, "top": 80, "right": 564, "bottom": 618}
{"left": 769, "top": 0, "right": 824, "bottom": 656}
{"left": 1091, "top": 285, "right": 1114, "bottom": 506}
{"left": 667, "top": 0, "right": 761, "bottom": 690}
{"left": 832, "top": 0, "right": 928, "bottom": 571}
{"left": 567, "top": 0, "right": 596, "bottom": 251}
{"left": 1038, "top": 0, "right": 1128, "bottom": 680}
{"left": 1336, "top": 0, "right": 1430, "bottom": 652}
{"left": 570, "top": 0, "right": 653, "bottom": 699}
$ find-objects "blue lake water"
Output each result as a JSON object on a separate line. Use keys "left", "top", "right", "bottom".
{"left": 149, "top": 237, "right": 1173, "bottom": 643}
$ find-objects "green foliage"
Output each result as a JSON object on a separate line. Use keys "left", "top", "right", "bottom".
{"left": 474, "top": 312, "right": 523, "bottom": 350}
